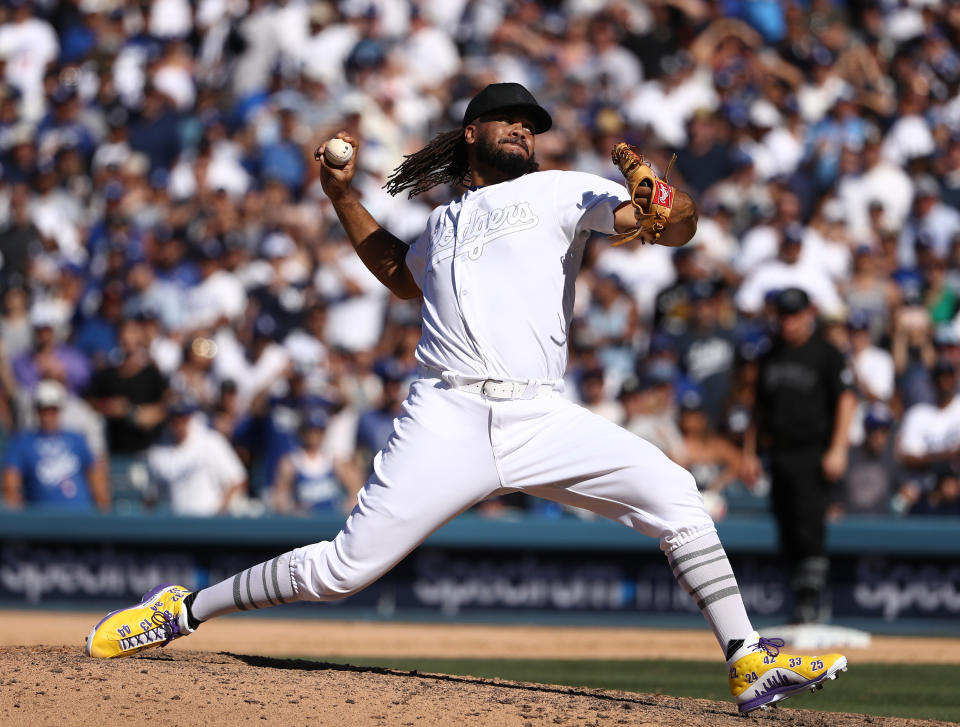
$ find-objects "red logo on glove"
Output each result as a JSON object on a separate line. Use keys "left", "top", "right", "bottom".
{"left": 653, "top": 180, "right": 674, "bottom": 209}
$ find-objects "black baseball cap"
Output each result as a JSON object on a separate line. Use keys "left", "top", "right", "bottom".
{"left": 462, "top": 83, "right": 552, "bottom": 134}
{"left": 775, "top": 287, "right": 811, "bottom": 315}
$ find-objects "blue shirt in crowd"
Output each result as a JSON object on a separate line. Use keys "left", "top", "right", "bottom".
{"left": 2, "top": 431, "right": 95, "bottom": 509}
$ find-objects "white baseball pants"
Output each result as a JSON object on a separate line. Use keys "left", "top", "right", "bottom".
{"left": 288, "top": 378, "right": 715, "bottom": 602}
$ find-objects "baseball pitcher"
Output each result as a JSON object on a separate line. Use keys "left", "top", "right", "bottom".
{"left": 85, "top": 83, "right": 846, "bottom": 714}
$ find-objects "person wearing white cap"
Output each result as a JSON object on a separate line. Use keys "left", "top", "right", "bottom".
{"left": 2, "top": 380, "right": 110, "bottom": 511}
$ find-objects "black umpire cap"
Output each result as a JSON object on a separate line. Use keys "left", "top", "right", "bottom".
{"left": 775, "top": 287, "right": 811, "bottom": 315}
{"left": 462, "top": 83, "right": 553, "bottom": 134}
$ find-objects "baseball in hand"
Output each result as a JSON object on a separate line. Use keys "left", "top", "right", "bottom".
{"left": 324, "top": 138, "right": 353, "bottom": 167}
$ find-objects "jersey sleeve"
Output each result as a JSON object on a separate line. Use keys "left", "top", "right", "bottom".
{"left": 552, "top": 171, "right": 631, "bottom": 240}
{"left": 404, "top": 212, "right": 436, "bottom": 289}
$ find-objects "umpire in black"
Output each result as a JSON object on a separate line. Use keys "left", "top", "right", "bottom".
{"left": 741, "top": 288, "right": 856, "bottom": 624}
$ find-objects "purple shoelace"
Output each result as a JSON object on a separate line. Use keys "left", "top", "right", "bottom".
{"left": 151, "top": 610, "right": 181, "bottom": 647}
{"left": 756, "top": 636, "right": 786, "bottom": 657}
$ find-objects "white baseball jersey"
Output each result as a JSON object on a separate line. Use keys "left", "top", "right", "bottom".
{"left": 405, "top": 170, "right": 630, "bottom": 383}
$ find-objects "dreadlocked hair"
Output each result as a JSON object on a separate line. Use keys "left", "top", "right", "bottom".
{"left": 383, "top": 128, "right": 469, "bottom": 198}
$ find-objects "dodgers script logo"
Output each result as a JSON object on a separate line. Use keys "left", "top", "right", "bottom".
{"left": 428, "top": 202, "right": 539, "bottom": 270}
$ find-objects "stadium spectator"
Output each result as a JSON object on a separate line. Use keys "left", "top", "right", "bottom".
{"left": 88, "top": 317, "right": 168, "bottom": 453}
{"left": 0, "top": 183, "right": 34, "bottom": 289}
{"left": 252, "top": 358, "right": 324, "bottom": 491}
{"left": 0, "top": 1, "right": 59, "bottom": 121}
{"left": 0, "top": 286, "right": 31, "bottom": 360}
{"left": 183, "top": 237, "right": 247, "bottom": 333}
{"left": 2, "top": 380, "right": 109, "bottom": 511}
{"left": 128, "top": 83, "right": 182, "bottom": 173}
{"left": 830, "top": 402, "right": 899, "bottom": 519}
{"left": 169, "top": 335, "right": 219, "bottom": 410}
{"left": 735, "top": 223, "right": 844, "bottom": 319}
{"left": 899, "top": 176, "right": 960, "bottom": 267}
{"left": 892, "top": 288, "right": 937, "bottom": 409}
{"left": 314, "top": 235, "right": 392, "bottom": 353}
{"left": 837, "top": 132, "right": 913, "bottom": 245}
{"left": 15, "top": 375, "right": 107, "bottom": 467}
{"left": 676, "top": 279, "right": 737, "bottom": 430}
{"left": 677, "top": 389, "right": 741, "bottom": 496}
{"left": 577, "top": 271, "right": 640, "bottom": 377}
{"left": 577, "top": 366, "right": 624, "bottom": 424}
{"left": 123, "top": 259, "right": 186, "bottom": 333}
{"left": 11, "top": 304, "right": 90, "bottom": 395}
{"left": 844, "top": 310, "right": 895, "bottom": 442}
{"left": 653, "top": 246, "right": 706, "bottom": 336}
{"left": 72, "top": 281, "right": 123, "bottom": 370}
{"left": 146, "top": 400, "right": 248, "bottom": 517}
{"left": 270, "top": 409, "right": 361, "bottom": 514}
{"left": 620, "top": 363, "right": 686, "bottom": 464}
{"left": 910, "top": 472, "right": 960, "bottom": 517}
{"left": 896, "top": 357, "right": 960, "bottom": 494}
{"left": 843, "top": 244, "right": 897, "bottom": 340}
{"left": 258, "top": 106, "right": 308, "bottom": 198}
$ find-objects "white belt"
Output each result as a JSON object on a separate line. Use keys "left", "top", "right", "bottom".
{"left": 456, "top": 379, "right": 555, "bottom": 400}
{"left": 419, "top": 366, "right": 558, "bottom": 401}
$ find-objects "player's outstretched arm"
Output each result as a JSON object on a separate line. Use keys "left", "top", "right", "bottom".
{"left": 316, "top": 132, "right": 421, "bottom": 300}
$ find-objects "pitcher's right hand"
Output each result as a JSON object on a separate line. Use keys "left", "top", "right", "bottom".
{"left": 316, "top": 131, "right": 359, "bottom": 202}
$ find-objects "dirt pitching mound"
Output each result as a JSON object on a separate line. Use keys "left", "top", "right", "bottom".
{"left": 0, "top": 646, "right": 949, "bottom": 727}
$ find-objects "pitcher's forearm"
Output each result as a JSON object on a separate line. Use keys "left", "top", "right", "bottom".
{"left": 330, "top": 192, "right": 421, "bottom": 299}
{"left": 613, "top": 190, "right": 698, "bottom": 247}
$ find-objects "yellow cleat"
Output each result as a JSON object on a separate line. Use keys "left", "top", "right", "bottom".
{"left": 728, "top": 632, "right": 847, "bottom": 714}
{"left": 85, "top": 584, "right": 192, "bottom": 658}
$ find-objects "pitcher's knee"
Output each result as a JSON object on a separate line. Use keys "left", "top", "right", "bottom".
{"left": 289, "top": 541, "right": 375, "bottom": 602}
{"left": 661, "top": 461, "right": 708, "bottom": 511}
{"left": 657, "top": 466, "right": 716, "bottom": 550}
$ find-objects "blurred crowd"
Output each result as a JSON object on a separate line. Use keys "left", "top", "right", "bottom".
{"left": 2, "top": 0, "right": 960, "bottom": 519}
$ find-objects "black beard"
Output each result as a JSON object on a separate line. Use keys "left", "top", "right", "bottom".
{"left": 475, "top": 137, "right": 539, "bottom": 179}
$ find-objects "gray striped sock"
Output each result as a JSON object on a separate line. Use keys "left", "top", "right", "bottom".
{"left": 667, "top": 531, "right": 753, "bottom": 655}
{"left": 190, "top": 552, "right": 298, "bottom": 621}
